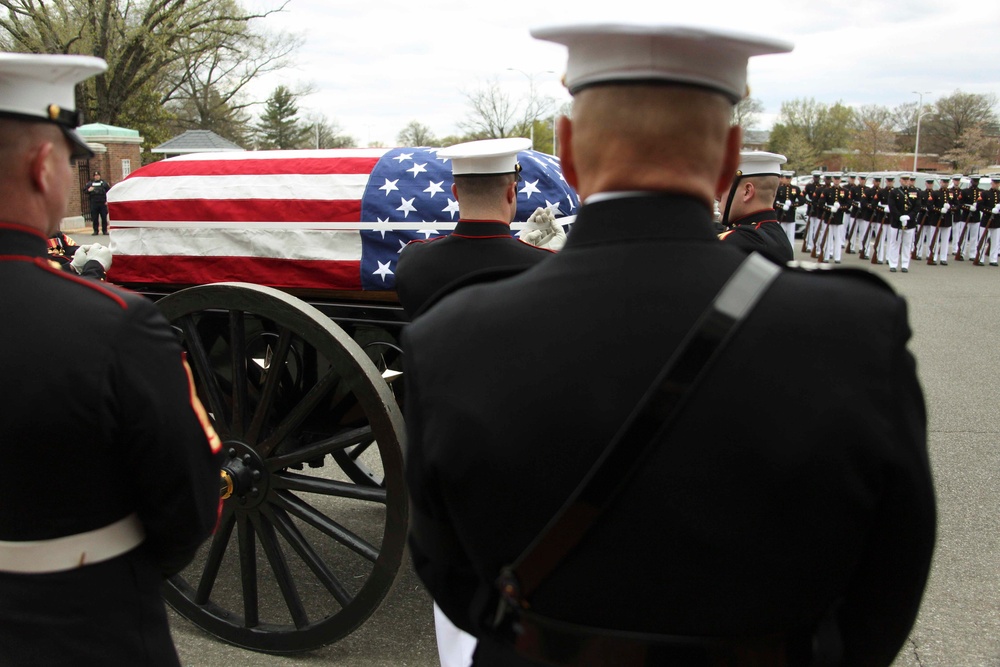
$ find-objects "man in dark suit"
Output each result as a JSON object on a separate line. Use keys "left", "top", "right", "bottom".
{"left": 403, "top": 23, "right": 934, "bottom": 667}
{"left": 86, "top": 170, "right": 111, "bottom": 235}
{"left": 718, "top": 150, "right": 794, "bottom": 264}
{"left": 0, "top": 53, "right": 222, "bottom": 667}
{"left": 394, "top": 137, "right": 555, "bottom": 319}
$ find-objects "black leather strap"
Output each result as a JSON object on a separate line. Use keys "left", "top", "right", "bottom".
{"left": 495, "top": 252, "right": 782, "bottom": 625}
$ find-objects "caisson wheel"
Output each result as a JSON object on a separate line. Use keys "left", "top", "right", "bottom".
{"left": 157, "top": 283, "right": 407, "bottom": 653}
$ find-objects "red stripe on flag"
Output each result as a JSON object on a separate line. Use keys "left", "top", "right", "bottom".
{"left": 125, "top": 156, "right": 382, "bottom": 178}
{"left": 108, "top": 255, "right": 363, "bottom": 291}
{"left": 109, "top": 198, "right": 362, "bottom": 223}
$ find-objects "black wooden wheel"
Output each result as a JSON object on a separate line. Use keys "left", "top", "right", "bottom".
{"left": 156, "top": 283, "right": 408, "bottom": 653}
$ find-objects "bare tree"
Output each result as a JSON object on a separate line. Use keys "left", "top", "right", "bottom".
{"left": 732, "top": 96, "right": 764, "bottom": 131}
{"left": 397, "top": 120, "right": 438, "bottom": 147}
{"left": 850, "top": 104, "right": 899, "bottom": 171}
{"left": 458, "top": 77, "right": 555, "bottom": 142}
{"left": 942, "top": 124, "right": 999, "bottom": 173}
{"left": 921, "top": 91, "right": 999, "bottom": 156}
{"left": 303, "top": 111, "right": 356, "bottom": 149}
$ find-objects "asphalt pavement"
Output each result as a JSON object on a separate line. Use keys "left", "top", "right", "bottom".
{"left": 71, "top": 230, "right": 1000, "bottom": 667}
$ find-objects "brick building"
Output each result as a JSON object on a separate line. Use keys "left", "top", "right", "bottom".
{"left": 64, "top": 123, "right": 143, "bottom": 230}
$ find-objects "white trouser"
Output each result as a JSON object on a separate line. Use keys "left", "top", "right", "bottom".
{"left": 434, "top": 603, "right": 477, "bottom": 667}
{"left": 933, "top": 228, "right": 952, "bottom": 263}
{"left": 987, "top": 227, "right": 1000, "bottom": 263}
{"left": 888, "top": 227, "right": 914, "bottom": 269}
{"left": 806, "top": 216, "right": 820, "bottom": 250}
{"left": 951, "top": 220, "right": 966, "bottom": 254}
{"left": 963, "top": 222, "right": 981, "bottom": 259}
{"left": 853, "top": 219, "right": 870, "bottom": 252}
{"left": 917, "top": 225, "right": 934, "bottom": 258}
{"left": 780, "top": 221, "right": 796, "bottom": 246}
{"left": 824, "top": 224, "right": 845, "bottom": 261}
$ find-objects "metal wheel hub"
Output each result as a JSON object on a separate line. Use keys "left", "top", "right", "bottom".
{"left": 220, "top": 442, "right": 268, "bottom": 509}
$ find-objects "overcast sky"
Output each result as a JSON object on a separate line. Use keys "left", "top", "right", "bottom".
{"left": 243, "top": 0, "right": 1000, "bottom": 148}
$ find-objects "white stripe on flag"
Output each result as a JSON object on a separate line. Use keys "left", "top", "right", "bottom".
{"left": 110, "top": 173, "right": 371, "bottom": 202}
{"left": 109, "top": 226, "right": 364, "bottom": 261}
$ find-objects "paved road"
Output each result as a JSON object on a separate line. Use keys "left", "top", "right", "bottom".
{"left": 72, "top": 231, "right": 1000, "bottom": 667}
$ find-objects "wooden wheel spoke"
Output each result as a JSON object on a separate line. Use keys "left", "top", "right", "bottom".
{"left": 266, "top": 425, "right": 374, "bottom": 471}
{"left": 178, "top": 314, "right": 231, "bottom": 437}
{"left": 273, "top": 471, "right": 387, "bottom": 504}
{"left": 195, "top": 506, "right": 235, "bottom": 604}
{"left": 272, "top": 490, "right": 380, "bottom": 562}
{"left": 258, "top": 366, "right": 341, "bottom": 458}
{"left": 246, "top": 326, "right": 294, "bottom": 445}
{"left": 262, "top": 505, "right": 353, "bottom": 608}
{"left": 347, "top": 441, "right": 373, "bottom": 461}
{"left": 229, "top": 310, "right": 248, "bottom": 438}
{"left": 251, "top": 514, "right": 309, "bottom": 629}
{"left": 236, "top": 512, "right": 259, "bottom": 628}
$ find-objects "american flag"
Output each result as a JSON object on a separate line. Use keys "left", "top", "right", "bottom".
{"left": 106, "top": 147, "right": 579, "bottom": 292}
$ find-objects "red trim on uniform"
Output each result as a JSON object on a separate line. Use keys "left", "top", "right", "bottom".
{"left": 452, "top": 233, "right": 517, "bottom": 239}
{"left": 32, "top": 256, "right": 129, "bottom": 309}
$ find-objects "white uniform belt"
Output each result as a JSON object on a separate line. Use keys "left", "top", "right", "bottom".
{"left": 0, "top": 513, "right": 145, "bottom": 574}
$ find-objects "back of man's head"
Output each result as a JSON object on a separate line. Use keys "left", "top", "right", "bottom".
{"left": 453, "top": 174, "right": 516, "bottom": 213}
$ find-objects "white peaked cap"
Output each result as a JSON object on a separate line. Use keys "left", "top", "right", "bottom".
{"left": 738, "top": 151, "right": 786, "bottom": 178}
{"left": 438, "top": 137, "right": 532, "bottom": 176}
{"left": 0, "top": 53, "right": 107, "bottom": 159}
{"left": 530, "top": 23, "right": 792, "bottom": 103}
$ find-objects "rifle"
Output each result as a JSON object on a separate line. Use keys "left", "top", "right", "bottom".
{"left": 845, "top": 209, "right": 859, "bottom": 253}
{"left": 974, "top": 213, "right": 994, "bottom": 266}
{"left": 954, "top": 219, "right": 969, "bottom": 261}
{"left": 912, "top": 210, "right": 929, "bottom": 259}
{"left": 814, "top": 208, "right": 833, "bottom": 261}
{"left": 926, "top": 216, "right": 943, "bottom": 265}
{"left": 800, "top": 215, "right": 812, "bottom": 253}
{"left": 858, "top": 213, "right": 874, "bottom": 260}
{"left": 870, "top": 210, "right": 887, "bottom": 265}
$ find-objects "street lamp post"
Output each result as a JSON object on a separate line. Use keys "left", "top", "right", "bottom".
{"left": 507, "top": 67, "right": 555, "bottom": 151}
{"left": 912, "top": 91, "right": 931, "bottom": 173}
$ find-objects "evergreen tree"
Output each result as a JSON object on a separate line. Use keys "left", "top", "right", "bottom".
{"left": 255, "top": 86, "right": 311, "bottom": 150}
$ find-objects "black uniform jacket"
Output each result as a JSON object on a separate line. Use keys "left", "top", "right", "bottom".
{"left": 395, "top": 219, "right": 554, "bottom": 318}
{"left": 0, "top": 224, "right": 222, "bottom": 666}
{"left": 403, "top": 194, "right": 934, "bottom": 667}
{"left": 720, "top": 208, "right": 794, "bottom": 264}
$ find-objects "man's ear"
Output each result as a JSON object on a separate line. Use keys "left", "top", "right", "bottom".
{"left": 451, "top": 182, "right": 459, "bottom": 201}
{"left": 743, "top": 181, "right": 756, "bottom": 203}
{"left": 29, "top": 141, "right": 55, "bottom": 195}
{"left": 557, "top": 115, "right": 577, "bottom": 191}
{"left": 715, "top": 125, "right": 741, "bottom": 201}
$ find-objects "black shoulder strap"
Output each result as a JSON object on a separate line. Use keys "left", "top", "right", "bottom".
{"left": 495, "top": 252, "right": 782, "bottom": 622}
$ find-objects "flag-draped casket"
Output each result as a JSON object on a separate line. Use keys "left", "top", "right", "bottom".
{"left": 106, "top": 147, "right": 579, "bottom": 293}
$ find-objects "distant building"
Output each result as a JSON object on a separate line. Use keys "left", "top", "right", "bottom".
{"left": 151, "top": 130, "right": 245, "bottom": 156}
{"left": 742, "top": 130, "right": 770, "bottom": 151}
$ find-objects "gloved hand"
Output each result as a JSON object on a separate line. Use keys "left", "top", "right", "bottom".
{"left": 900, "top": 215, "right": 910, "bottom": 224}
{"left": 87, "top": 243, "right": 113, "bottom": 271}
{"left": 782, "top": 200, "right": 792, "bottom": 211}
{"left": 69, "top": 246, "right": 90, "bottom": 273}
{"left": 520, "top": 206, "right": 566, "bottom": 251}
{"left": 883, "top": 204, "right": 891, "bottom": 213}
{"left": 992, "top": 205, "right": 1000, "bottom": 215}
{"left": 831, "top": 201, "right": 841, "bottom": 213}
{"left": 942, "top": 203, "right": 950, "bottom": 213}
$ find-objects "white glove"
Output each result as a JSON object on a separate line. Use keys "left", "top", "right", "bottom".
{"left": 900, "top": 215, "right": 910, "bottom": 224}
{"left": 782, "top": 200, "right": 792, "bottom": 211}
{"left": 831, "top": 201, "right": 841, "bottom": 213}
{"left": 87, "top": 243, "right": 113, "bottom": 271}
{"left": 69, "top": 246, "right": 90, "bottom": 273}
{"left": 520, "top": 206, "right": 566, "bottom": 251}
{"left": 883, "top": 204, "right": 891, "bottom": 213}
{"left": 942, "top": 203, "right": 950, "bottom": 213}
{"left": 991, "top": 204, "right": 1000, "bottom": 215}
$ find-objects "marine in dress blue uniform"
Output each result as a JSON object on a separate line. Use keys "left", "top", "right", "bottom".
{"left": 0, "top": 53, "right": 222, "bottom": 667}
{"left": 774, "top": 169, "right": 801, "bottom": 245}
{"left": 404, "top": 24, "right": 934, "bottom": 667}
{"left": 719, "top": 151, "right": 794, "bottom": 264}
{"left": 395, "top": 138, "right": 555, "bottom": 319}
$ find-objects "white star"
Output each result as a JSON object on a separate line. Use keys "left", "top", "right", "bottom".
{"left": 417, "top": 226, "right": 440, "bottom": 239}
{"left": 397, "top": 239, "right": 408, "bottom": 254}
{"left": 407, "top": 162, "right": 428, "bottom": 177}
{"left": 393, "top": 152, "right": 413, "bottom": 163}
{"left": 544, "top": 200, "right": 563, "bottom": 214}
{"left": 397, "top": 197, "right": 417, "bottom": 217}
{"left": 442, "top": 198, "right": 460, "bottom": 219}
{"left": 423, "top": 180, "right": 444, "bottom": 197}
{"left": 566, "top": 194, "right": 577, "bottom": 212}
{"left": 530, "top": 155, "right": 550, "bottom": 169}
{"left": 379, "top": 178, "right": 399, "bottom": 195}
{"left": 519, "top": 179, "right": 541, "bottom": 198}
{"left": 372, "top": 261, "right": 394, "bottom": 280}
{"left": 370, "top": 217, "right": 393, "bottom": 239}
